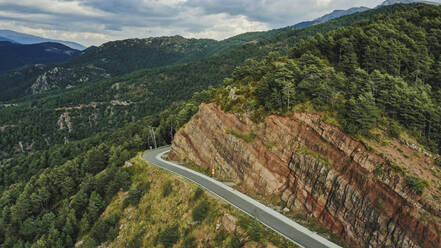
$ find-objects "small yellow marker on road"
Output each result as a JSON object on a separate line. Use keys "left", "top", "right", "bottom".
{"left": 211, "top": 168, "right": 215, "bottom": 176}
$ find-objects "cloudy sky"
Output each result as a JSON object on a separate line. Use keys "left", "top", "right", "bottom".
{"left": 0, "top": 0, "right": 412, "bottom": 46}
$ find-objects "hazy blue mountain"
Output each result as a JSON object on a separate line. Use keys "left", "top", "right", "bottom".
{"left": 315, "top": 7, "right": 371, "bottom": 23}
{"left": 0, "top": 36, "right": 17, "bottom": 43}
{"left": 0, "top": 41, "right": 80, "bottom": 72}
{"left": 294, "top": 0, "right": 439, "bottom": 29}
{"left": 0, "top": 30, "right": 86, "bottom": 50}
{"left": 294, "top": 7, "right": 370, "bottom": 28}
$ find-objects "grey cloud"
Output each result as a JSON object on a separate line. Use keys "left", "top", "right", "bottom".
{"left": 77, "top": 0, "right": 187, "bottom": 17}
{"left": 184, "top": 0, "right": 386, "bottom": 26}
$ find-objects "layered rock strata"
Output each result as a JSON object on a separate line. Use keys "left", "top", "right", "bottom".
{"left": 170, "top": 103, "right": 441, "bottom": 248}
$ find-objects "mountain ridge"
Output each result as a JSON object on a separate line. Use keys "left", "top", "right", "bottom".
{"left": 0, "top": 32, "right": 286, "bottom": 100}
{"left": 294, "top": 6, "right": 370, "bottom": 28}
{"left": 0, "top": 4, "right": 426, "bottom": 161}
{"left": 0, "top": 4, "right": 440, "bottom": 248}
{"left": 0, "top": 29, "right": 86, "bottom": 50}
{"left": 294, "top": 0, "right": 440, "bottom": 28}
{"left": 2, "top": 2, "right": 437, "bottom": 100}
{"left": 0, "top": 36, "right": 16, "bottom": 43}
{"left": 0, "top": 41, "right": 81, "bottom": 73}
{"left": 314, "top": 7, "right": 371, "bottom": 23}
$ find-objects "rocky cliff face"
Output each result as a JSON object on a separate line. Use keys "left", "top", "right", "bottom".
{"left": 170, "top": 103, "right": 441, "bottom": 248}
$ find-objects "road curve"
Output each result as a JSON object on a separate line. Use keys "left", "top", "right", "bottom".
{"left": 143, "top": 147, "right": 341, "bottom": 248}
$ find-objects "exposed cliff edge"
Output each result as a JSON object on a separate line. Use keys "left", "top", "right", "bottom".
{"left": 170, "top": 103, "right": 441, "bottom": 248}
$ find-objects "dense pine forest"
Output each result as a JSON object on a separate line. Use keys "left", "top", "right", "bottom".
{"left": 0, "top": 4, "right": 415, "bottom": 162}
{"left": 0, "top": 3, "right": 440, "bottom": 247}
{"left": 215, "top": 4, "right": 441, "bottom": 153}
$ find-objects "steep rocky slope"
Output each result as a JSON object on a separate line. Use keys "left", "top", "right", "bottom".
{"left": 170, "top": 103, "right": 441, "bottom": 248}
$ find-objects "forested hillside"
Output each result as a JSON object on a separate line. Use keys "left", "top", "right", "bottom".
{"left": 0, "top": 33, "right": 286, "bottom": 101}
{"left": 0, "top": 98, "right": 298, "bottom": 247}
{"left": 1, "top": 3, "right": 440, "bottom": 248}
{"left": 215, "top": 3, "right": 441, "bottom": 153}
{"left": 0, "top": 42, "right": 80, "bottom": 73}
{"left": 0, "top": 4, "right": 410, "bottom": 102}
{"left": 167, "top": 4, "right": 441, "bottom": 247}
{"left": 0, "top": 36, "right": 216, "bottom": 99}
{"left": 0, "top": 4, "right": 410, "bottom": 163}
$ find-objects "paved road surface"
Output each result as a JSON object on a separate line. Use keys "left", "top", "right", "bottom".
{"left": 143, "top": 147, "right": 341, "bottom": 248}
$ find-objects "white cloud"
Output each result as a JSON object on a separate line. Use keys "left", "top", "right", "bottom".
{"left": 185, "top": 13, "right": 269, "bottom": 40}
{"left": 314, "top": 0, "right": 333, "bottom": 7}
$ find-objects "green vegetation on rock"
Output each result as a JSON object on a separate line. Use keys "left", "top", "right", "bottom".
{"left": 0, "top": 3, "right": 439, "bottom": 248}
{"left": 226, "top": 129, "right": 256, "bottom": 143}
{"left": 215, "top": 4, "right": 441, "bottom": 154}
{"left": 0, "top": 4, "right": 410, "bottom": 163}
{"left": 406, "top": 176, "right": 430, "bottom": 195}
{"left": 192, "top": 200, "right": 210, "bottom": 222}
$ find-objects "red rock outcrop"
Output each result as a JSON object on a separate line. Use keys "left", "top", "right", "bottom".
{"left": 170, "top": 103, "right": 441, "bottom": 247}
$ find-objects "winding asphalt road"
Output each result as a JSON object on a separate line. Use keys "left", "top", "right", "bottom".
{"left": 143, "top": 147, "right": 341, "bottom": 248}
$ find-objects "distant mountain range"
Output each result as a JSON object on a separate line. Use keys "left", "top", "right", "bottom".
{"left": 294, "top": 7, "right": 370, "bottom": 28}
{"left": 0, "top": 36, "right": 16, "bottom": 43}
{"left": 0, "top": 30, "right": 86, "bottom": 50}
{"left": 0, "top": 30, "right": 86, "bottom": 73}
{"left": 0, "top": 41, "right": 81, "bottom": 73}
{"left": 2, "top": 0, "right": 438, "bottom": 51}
{"left": 0, "top": 3, "right": 439, "bottom": 248}
{"left": 294, "top": 0, "right": 440, "bottom": 28}
{"left": 0, "top": 33, "right": 280, "bottom": 98}
{"left": 1, "top": 0, "right": 439, "bottom": 95}
{"left": 380, "top": 0, "right": 440, "bottom": 6}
